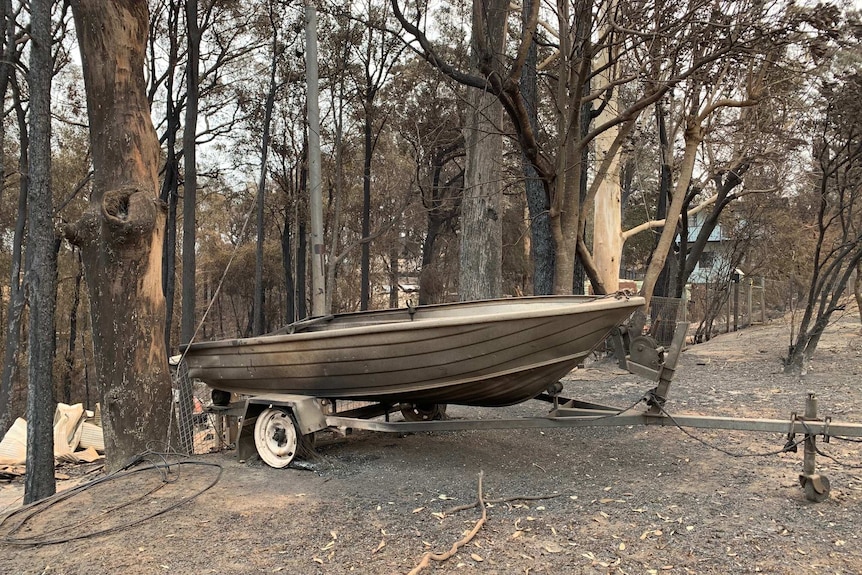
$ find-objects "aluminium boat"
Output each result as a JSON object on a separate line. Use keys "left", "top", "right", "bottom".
{"left": 181, "top": 294, "right": 644, "bottom": 407}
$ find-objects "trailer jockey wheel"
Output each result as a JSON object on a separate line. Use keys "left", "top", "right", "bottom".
{"left": 800, "top": 473, "right": 831, "bottom": 503}
{"left": 401, "top": 403, "right": 447, "bottom": 422}
{"left": 254, "top": 408, "right": 299, "bottom": 468}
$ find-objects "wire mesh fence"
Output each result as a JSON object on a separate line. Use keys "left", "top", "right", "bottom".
{"left": 639, "top": 276, "right": 785, "bottom": 346}
{"left": 171, "top": 361, "right": 231, "bottom": 456}
{"left": 688, "top": 276, "right": 773, "bottom": 343}
{"left": 646, "top": 296, "right": 688, "bottom": 346}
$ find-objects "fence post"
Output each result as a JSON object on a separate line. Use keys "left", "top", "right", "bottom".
{"left": 760, "top": 277, "right": 766, "bottom": 323}
{"left": 746, "top": 278, "right": 752, "bottom": 328}
{"left": 733, "top": 273, "right": 740, "bottom": 332}
{"left": 726, "top": 283, "right": 731, "bottom": 333}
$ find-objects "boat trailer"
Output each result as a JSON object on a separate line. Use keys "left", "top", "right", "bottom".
{"left": 210, "top": 322, "right": 862, "bottom": 503}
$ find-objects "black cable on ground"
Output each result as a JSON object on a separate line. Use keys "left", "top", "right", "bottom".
{"left": 812, "top": 444, "right": 862, "bottom": 469}
{"left": 832, "top": 435, "right": 862, "bottom": 444}
{"left": 0, "top": 453, "right": 222, "bottom": 546}
{"left": 648, "top": 396, "right": 806, "bottom": 459}
{"left": 790, "top": 420, "right": 862, "bottom": 470}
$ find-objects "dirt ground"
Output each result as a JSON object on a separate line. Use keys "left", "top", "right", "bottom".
{"left": 2, "top": 309, "right": 862, "bottom": 575}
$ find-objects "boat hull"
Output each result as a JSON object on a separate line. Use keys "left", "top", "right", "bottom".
{"left": 181, "top": 295, "right": 644, "bottom": 407}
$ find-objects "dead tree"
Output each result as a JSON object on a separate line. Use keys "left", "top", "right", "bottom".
{"left": 67, "top": 0, "right": 174, "bottom": 470}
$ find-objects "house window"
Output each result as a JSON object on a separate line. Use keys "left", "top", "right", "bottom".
{"left": 699, "top": 252, "right": 715, "bottom": 269}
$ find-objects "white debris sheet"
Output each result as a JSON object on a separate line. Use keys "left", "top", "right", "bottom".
{"left": 0, "top": 403, "right": 105, "bottom": 467}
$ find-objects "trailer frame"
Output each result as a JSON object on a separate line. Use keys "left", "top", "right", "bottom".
{"left": 210, "top": 322, "right": 860, "bottom": 502}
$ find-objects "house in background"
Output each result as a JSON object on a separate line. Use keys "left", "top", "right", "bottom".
{"left": 684, "top": 211, "right": 736, "bottom": 284}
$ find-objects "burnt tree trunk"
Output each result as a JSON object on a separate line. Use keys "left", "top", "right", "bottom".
{"left": 0, "top": 146, "right": 26, "bottom": 436}
{"left": 62, "top": 251, "right": 83, "bottom": 404}
{"left": 69, "top": 1, "right": 173, "bottom": 471}
{"left": 253, "top": 8, "right": 278, "bottom": 335}
{"left": 297, "top": 220, "right": 308, "bottom": 320}
{"left": 652, "top": 102, "right": 674, "bottom": 300}
{"left": 0, "top": 76, "right": 29, "bottom": 436}
{"left": 281, "top": 210, "right": 295, "bottom": 324}
{"left": 360, "top": 105, "right": 373, "bottom": 310}
{"left": 0, "top": 0, "right": 23, "bottom": 435}
{"left": 418, "top": 141, "right": 463, "bottom": 305}
{"left": 181, "top": 0, "right": 199, "bottom": 345}
{"left": 159, "top": 0, "right": 181, "bottom": 353}
{"left": 520, "top": 0, "right": 553, "bottom": 295}
{"left": 24, "top": 0, "right": 57, "bottom": 504}
{"left": 388, "top": 242, "right": 399, "bottom": 308}
{"left": 855, "top": 260, "right": 862, "bottom": 329}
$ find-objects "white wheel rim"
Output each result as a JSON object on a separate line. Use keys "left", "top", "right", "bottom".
{"left": 254, "top": 408, "right": 298, "bottom": 468}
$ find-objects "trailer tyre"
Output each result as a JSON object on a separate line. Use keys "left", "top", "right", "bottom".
{"left": 254, "top": 408, "right": 299, "bottom": 468}
{"left": 401, "top": 403, "right": 447, "bottom": 421}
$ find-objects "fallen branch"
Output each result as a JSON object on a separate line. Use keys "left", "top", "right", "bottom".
{"left": 407, "top": 472, "right": 487, "bottom": 575}
{"left": 444, "top": 492, "right": 563, "bottom": 515}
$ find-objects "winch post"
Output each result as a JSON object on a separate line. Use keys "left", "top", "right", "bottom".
{"left": 646, "top": 321, "right": 688, "bottom": 415}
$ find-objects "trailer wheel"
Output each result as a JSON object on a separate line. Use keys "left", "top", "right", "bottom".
{"left": 801, "top": 474, "right": 830, "bottom": 503}
{"left": 254, "top": 408, "right": 299, "bottom": 468}
{"left": 401, "top": 403, "right": 447, "bottom": 421}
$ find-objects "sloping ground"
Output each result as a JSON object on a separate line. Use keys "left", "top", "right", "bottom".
{"left": 1, "top": 309, "right": 861, "bottom": 574}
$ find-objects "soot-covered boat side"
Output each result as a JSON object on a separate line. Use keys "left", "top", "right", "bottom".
{"left": 181, "top": 294, "right": 644, "bottom": 407}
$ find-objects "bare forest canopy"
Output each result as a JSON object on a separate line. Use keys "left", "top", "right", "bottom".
{"left": 0, "top": 0, "right": 860, "bottom": 445}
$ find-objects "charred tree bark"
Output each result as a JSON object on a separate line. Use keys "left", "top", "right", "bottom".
{"left": 855, "top": 260, "right": 862, "bottom": 329}
{"left": 24, "top": 0, "right": 57, "bottom": 504}
{"left": 641, "top": 120, "right": 703, "bottom": 308}
{"left": 68, "top": 1, "right": 173, "bottom": 471}
{"left": 573, "top": 94, "right": 593, "bottom": 295}
{"left": 784, "top": 73, "right": 862, "bottom": 372}
{"left": 62, "top": 251, "right": 83, "bottom": 405}
{"left": 388, "top": 242, "right": 399, "bottom": 308}
{"left": 418, "top": 140, "right": 463, "bottom": 305}
{"left": 287, "top": 160, "right": 308, "bottom": 323}
{"left": 281, "top": 210, "right": 295, "bottom": 324}
{"left": 0, "top": 48, "right": 28, "bottom": 436}
{"left": 159, "top": 0, "right": 181, "bottom": 353}
{"left": 652, "top": 103, "right": 673, "bottom": 299}
{"left": 679, "top": 166, "right": 749, "bottom": 291}
{"left": 360, "top": 106, "right": 373, "bottom": 310}
{"left": 181, "top": 0, "right": 199, "bottom": 345}
{"left": 161, "top": 149, "right": 178, "bottom": 351}
{"left": 253, "top": 7, "right": 278, "bottom": 335}
{"left": 0, "top": 0, "right": 11, "bottom": 389}
{"left": 297, "top": 220, "right": 308, "bottom": 320}
{"left": 520, "top": 0, "right": 553, "bottom": 295}
{"left": 0, "top": 139, "right": 26, "bottom": 436}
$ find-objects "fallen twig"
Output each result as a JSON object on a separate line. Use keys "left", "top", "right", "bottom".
{"left": 407, "top": 472, "right": 487, "bottom": 575}
{"left": 444, "top": 492, "right": 563, "bottom": 515}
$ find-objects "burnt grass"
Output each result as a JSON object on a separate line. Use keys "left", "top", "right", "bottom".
{"left": 1, "top": 310, "right": 861, "bottom": 574}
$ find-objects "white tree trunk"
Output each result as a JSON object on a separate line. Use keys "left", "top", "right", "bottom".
{"left": 591, "top": 0, "right": 621, "bottom": 293}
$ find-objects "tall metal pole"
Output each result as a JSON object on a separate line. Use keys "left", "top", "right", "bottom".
{"left": 305, "top": 1, "right": 326, "bottom": 316}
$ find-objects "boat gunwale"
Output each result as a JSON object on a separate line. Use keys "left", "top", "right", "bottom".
{"left": 183, "top": 295, "right": 644, "bottom": 351}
